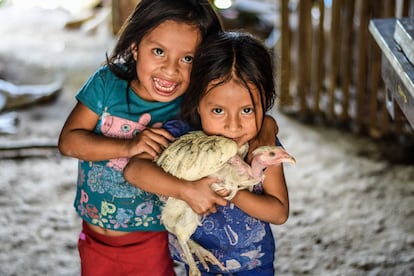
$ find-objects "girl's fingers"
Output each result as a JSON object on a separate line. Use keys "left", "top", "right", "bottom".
{"left": 140, "top": 128, "right": 174, "bottom": 149}
{"left": 147, "top": 127, "right": 175, "bottom": 141}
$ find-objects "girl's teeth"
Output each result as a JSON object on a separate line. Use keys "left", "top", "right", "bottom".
{"left": 154, "top": 78, "right": 177, "bottom": 92}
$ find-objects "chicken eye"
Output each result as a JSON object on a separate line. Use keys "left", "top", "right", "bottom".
{"left": 152, "top": 48, "right": 164, "bottom": 56}
{"left": 121, "top": 124, "right": 131, "bottom": 133}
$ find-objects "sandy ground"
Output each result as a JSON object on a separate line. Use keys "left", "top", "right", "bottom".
{"left": 0, "top": 4, "right": 413, "bottom": 276}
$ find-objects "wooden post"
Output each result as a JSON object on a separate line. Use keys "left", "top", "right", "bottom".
{"left": 340, "top": 0, "right": 355, "bottom": 122}
{"left": 328, "top": 0, "right": 342, "bottom": 119}
{"left": 381, "top": 0, "right": 398, "bottom": 134}
{"left": 297, "top": 0, "right": 312, "bottom": 115}
{"left": 111, "top": 0, "right": 140, "bottom": 35}
{"left": 279, "top": 0, "right": 293, "bottom": 107}
{"left": 313, "top": 0, "right": 325, "bottom": 114}
{"left": 368, "top": 0, "right": 383, "bottom": 137}
{"left": 356, "top": 0, "right": 369, "bottom": 129}
{"left": 409, "top": 0, "right": 414, "bottom": 17}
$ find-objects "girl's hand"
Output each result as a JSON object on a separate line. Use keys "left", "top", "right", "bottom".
{"left": 124, "top": 156, "right": 227, "bottom": 216}
{"left": 213, "top": 187, "right": 231, "bottom": 198}
{"left": 180, "top": 177, "right": 228, "bottom": 215}
{"left": 127, "top": 127, "right": 175, "bottom": 159}
{"left": 247, "top": 115, "right": 279, "bottom": 163}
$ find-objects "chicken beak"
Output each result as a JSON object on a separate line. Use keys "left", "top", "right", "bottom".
{"left": 279, "top": 153, "right": 296, "bottom": 164}
{"left": 274, "top": 147, "right": 296, "bottom": 164}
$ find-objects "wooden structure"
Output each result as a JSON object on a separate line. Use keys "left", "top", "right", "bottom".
{"left": 278, "top": 0, "right": 414, "bottom": 138}
{"left": 370, "top": 18, "right": 414, "bottom": 130}
{"left": 110, "top": 0, "right": 414, "bottom": 138}
{"left": 111, "top": 0, "right": 140, "bottom": 35}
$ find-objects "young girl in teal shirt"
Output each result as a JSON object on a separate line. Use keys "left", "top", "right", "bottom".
{"left": 58, "top": 1, "right": 226, "bottom": 275}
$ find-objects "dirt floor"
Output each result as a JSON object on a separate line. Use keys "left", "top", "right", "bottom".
{"left": 0, "top": 4, "right": 413, "bottom": 276}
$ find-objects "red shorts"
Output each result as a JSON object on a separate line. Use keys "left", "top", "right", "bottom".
{"left": 78, "top": 221, "right": 175, "bottom": 276}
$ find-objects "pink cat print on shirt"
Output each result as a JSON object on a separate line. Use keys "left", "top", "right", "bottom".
{"left": 100, "top": 111, "right": 152, "bottom": 170}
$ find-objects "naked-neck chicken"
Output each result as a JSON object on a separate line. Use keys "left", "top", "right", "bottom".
{"left": 155, "top": 131, "right": 295, "bottom": 276}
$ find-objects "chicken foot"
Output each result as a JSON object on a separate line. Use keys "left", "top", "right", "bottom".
{"left": 189, "top": 239, "right": 227, "bottom": 272}
{"left": 178, "top": 238, "right": 227, "bottom": 276}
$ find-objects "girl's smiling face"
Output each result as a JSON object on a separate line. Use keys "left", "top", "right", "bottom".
{"left": 131, "top": 20, "right": 201, "bottom": 102}
{"left": 198, "top": 79, "right": 264, "bottom": 147}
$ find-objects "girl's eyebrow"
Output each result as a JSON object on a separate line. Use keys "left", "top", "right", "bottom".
{"left": 145, "top": 39, "right": 196, "bottom": 55}
{"left": 146, "top": 40, "right": 196, "bottom": 57}
{"left": 205, "top": 101, "right": 222, "bottom": 106}
{"left": 144, "top": 38, "right": 163, "bottom": 47}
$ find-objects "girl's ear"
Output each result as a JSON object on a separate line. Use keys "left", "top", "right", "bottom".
{"left": 131, "top": 43, "right": 138, "bottom": 61}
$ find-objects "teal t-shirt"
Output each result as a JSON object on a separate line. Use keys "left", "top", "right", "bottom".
{"left": 73, "top": 66, "right": 182, "bottom": 231}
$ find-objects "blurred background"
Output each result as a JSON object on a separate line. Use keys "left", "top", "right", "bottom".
{"left": 0, "top": 0, "right": 413, "bottom": 275}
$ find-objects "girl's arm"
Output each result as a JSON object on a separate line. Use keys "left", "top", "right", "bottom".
{"left": 58, "top": 102, "right": 174, "bottom": 161}
{"left": 124, "top": 156, "right": 228, "bottom": 214}
{"left": 230, "top": 164, "right": 289, "bottom": 225}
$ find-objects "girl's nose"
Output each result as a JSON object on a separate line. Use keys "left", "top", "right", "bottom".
{"left": 162, "top": 58, "right": 178, "bottom": 75}
{"left": 225, "top": 115, "right": 242, "bottom": 132}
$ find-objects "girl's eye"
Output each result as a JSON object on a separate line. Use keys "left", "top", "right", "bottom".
{"left": 152, "top": 48, "right": 164, "bottom": 56}
{"left": 182, "top": 56, "right": 193, "bottom": 64}
{"left": 212, "top": 108, "right": 223, "bottom": 114}
{"left": 242, "top": 108, "right": 254, "bottom": 114}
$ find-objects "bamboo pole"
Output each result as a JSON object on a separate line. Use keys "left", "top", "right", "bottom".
{"left": 381, "top": 0, "right": 397, "bottom": 134}
{"left": 297, "top": 0, "right": 313, "bottom": 114}
{"left": 328, "top": 0, "right": 342, "bottom": 119}
{"left": 313, "top": 0, "right": 325, "bottom": 114}
{"left": 368, "top": 0, "right": 382, "bottom": 137}
{"left": 356, "top": 0, "right": 369, "bottom": 128}
{"left": 340, "top": 0, "right": 355, "bottom": 121}
{"left": 279, "top": 0, "right": 293, "bottom": 107}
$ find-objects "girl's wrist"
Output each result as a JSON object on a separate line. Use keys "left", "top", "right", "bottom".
{"left": 124, "top": 138, "right": 137, "bottom": 158}
{"left": 175, "top": 179, "right": 192, "bottom": 201}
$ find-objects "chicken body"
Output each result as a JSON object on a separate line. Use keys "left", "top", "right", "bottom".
{"left": 156, "top": 131, "right": 295, "bottom": 276}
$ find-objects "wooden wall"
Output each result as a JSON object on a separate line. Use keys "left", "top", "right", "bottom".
{"left": 277, "top": 0, "right": 414, "bottom": 138}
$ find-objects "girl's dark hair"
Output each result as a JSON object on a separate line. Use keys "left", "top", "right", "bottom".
{"left": 106, "top": 0, "right": 223, "bottom": 82}
{"left": 181, "top": 31, "right": 276, "bottom": 127}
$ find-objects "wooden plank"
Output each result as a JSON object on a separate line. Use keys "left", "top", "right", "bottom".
{"left": 0, "top": 139, "right": 58, "bottom": 159}
{"left": 313, "top": 0, "right": 325, "bottom": 114}
{"left": 279, "top": 0, "right": 293, "bottom": 107}
{"left": 402, "top": 0, "right": 410, "bottom": 17}
{"left": 410, "top": 0, "right": 414, "bottom": 17}
{"left": 340, "top": 0, "right": 355, "bottom": 121}
{"left": 369, "top": 37, "right": 382, "bottom": 136}
{"left": 366, "top": 0, "right": 383, "bottom": 137}
{"left": 328, "top": 0, "right": 342, "bottom": 119}
{"left": 370, "top": 18, "right": 414, "bottom": 129}
{"left": 111, "top": 0, "right": 140, "bottom": 35}
{"left": 297, "top": 0, "right": 312, "bottom": 114}
{"left": 384, "top": 0, "right": 396, "bottom": 17}
{"left": 356, "top": 0, "right": 369, "bottom": 127}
